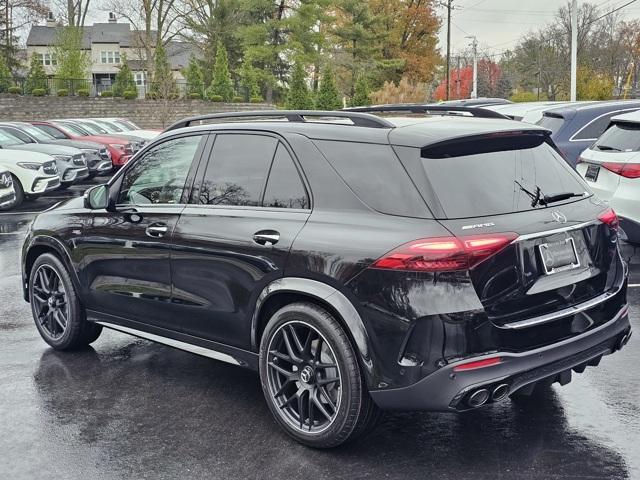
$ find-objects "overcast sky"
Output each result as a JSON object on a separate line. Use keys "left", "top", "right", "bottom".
{"left": 436, "top": 0, "right": 640, "bottom": 57}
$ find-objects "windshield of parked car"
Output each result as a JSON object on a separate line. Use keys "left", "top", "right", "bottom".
{"left": 114, "top": 120, "right": 137, "bottom": 130}
{"left": 593, "top": 122, "right": 640, "bottom": 152}
{"left": 94, "top": 120, "right": 122, "bottom": 132}
{"left": 75, "top": 122, "right": 107, "bottom": 135}
{"left": 19, "top": 124, "right": 56, "bottom": 142}
{"left": 57, "top": 122, "right": 90, "bottom": 136}
{"left": 0, "top": 130, "right": 26, "bottom": 147}
{"left": 537, "top": 114, "right": 565, "bottom": 135}
{"left": 417, "top": 135, "right": 590, "bottom": 218}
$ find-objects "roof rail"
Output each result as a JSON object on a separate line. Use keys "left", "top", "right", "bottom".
{"left": 165, "top": 110, "right": 395, "bottom": 131}
{"left": 343, "top": 104, "right": 510, "bottom": 119}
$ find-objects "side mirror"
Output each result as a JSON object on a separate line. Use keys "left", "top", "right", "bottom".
{"left": 84, "top": 184, "right": 109, "bottom": 210}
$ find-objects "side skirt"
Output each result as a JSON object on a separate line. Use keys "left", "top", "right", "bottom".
{"left": 87, "top": 310, "right": 259, "bottom": 370}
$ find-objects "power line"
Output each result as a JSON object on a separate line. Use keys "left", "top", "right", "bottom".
{"left": 586, "top": 0, "right": 638, "bottom": 25}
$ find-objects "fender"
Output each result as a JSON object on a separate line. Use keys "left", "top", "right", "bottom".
{"left": 22, "top": 235, "right": 82, "bottom": 302}
{"left": 251, "top": 277, "right": 373, "bottom": 375}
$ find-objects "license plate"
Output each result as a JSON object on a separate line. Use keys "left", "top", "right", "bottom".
{"left": 538, "top": 238, "right": 580, "bottom": 275}
{"left": 585, "top": 164, "right": 600, "bottom": 182}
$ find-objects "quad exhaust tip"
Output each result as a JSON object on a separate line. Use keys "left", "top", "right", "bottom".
{"left": 467, "top": 389, "right": 490, "bottom": 408}
{"left": 492, "top": 384, "right": 510, "bottom": 402}
{"left": 617, "top": 332, "right": 631, "bottom": 350}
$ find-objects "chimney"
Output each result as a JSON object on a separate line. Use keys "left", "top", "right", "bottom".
{"left": 108, "top": 12, "right": 117, "bottom": 23}
{"left": 46, "top": 11, "right": 56, "bottom": 27}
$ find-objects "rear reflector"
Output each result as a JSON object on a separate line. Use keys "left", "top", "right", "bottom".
{"left": 602, "top": 162, "right": 640, "bottom": 178}
{"left": 598, "top": 208, "right": 619, "bottom": 231}
{"left": 453, "top": 356, "right": 503, "bottom": 372}
{"left": 371, "top": 232, "right": 517, "bottom": 272}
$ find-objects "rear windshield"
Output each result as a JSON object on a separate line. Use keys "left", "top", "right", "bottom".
{"left": 418, "top": 136, "right": 590, "bottom": 218}
{"left": 593, "top": 122, "right": 640, "bottom": 152}
{"left": 537, "top": 114, "right": 565, "bottom": 134}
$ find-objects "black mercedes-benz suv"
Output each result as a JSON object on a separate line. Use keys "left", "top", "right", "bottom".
{"left": 21, "top": 109, "right": 632, "bottom": 448}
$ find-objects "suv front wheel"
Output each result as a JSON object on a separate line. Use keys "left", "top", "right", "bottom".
{"left": 259, "top": 302, "right": 380, "bottom": 448}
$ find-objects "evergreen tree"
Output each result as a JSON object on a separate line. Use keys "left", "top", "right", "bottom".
{"left": 286, "top": 62, "right": 313, "bottom": 109}
{"left": 206, "top": 42, "right": 234, "bottom": 101}
{"left": 0, "top": 54, "right": 12, "bottom": 92}
{"left": 112, "top": 54, "right": 137, "bottom": 96}
{"left": 350, "top": 75, "right": 371, "bottom": 106}
{"left": 240, "top": 62, "right": 261, "bottom": 100}
{"left": 24, "top": 54, "right": 48, "bottom": 93}
{"left": 150, "top": 44, "right": 177, "bottom": 98}
{"left": 183, "top": 55, "right": 204, "bottom": 97}
{"left": 315, "top": 65, "right": 341, "bottom": 110}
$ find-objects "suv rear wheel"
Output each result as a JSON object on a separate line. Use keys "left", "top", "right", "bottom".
{"left": 0, "top": 174, "right": 24, "bottom": 210}
{"left": 29, "top": 253, "right": 102, "bottom": 350}
{"left": 259, "top": 302, "right": 380, "bottom": 448}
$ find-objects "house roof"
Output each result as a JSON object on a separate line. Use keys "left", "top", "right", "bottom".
{"left": 27, "top": 23, "right": 199, "bottom": 71}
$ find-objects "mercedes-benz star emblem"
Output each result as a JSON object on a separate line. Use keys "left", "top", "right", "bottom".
{"left": 300, "top": 366, "right": 314, "bottom": 384}
{"left": 551, "top": 211, "right": 567, "bottom": 224}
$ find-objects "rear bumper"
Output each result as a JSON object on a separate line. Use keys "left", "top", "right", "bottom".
{"left": 369, "top": 304, "right": 631, "bottom": 411}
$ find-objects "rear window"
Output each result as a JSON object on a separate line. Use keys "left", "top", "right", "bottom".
{"left": 593, "top": 122, "right": 640, "bottom": 152}
{"left": 537, "top": 114, "right": 565, "bottom": 134}
{"left": 418, "top": 136, "right": 590, "bottom": 218}
{"left": 314, "top": 140, "right": 430, "bottom": 218}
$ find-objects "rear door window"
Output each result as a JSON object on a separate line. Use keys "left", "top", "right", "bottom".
{"left": 418, "top": 135, "right": 590, "bottom": 218}
{"left": 593, "top": 122, "right": 640, "bottom": 152}
{"left": 263, "top": 144, "right": 309, "bottom": 209}
{"left": 574, "top": 109, "right": 640, "bottom": 140}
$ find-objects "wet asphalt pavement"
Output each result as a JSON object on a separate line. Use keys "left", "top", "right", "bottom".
{"left": 1, "top": 181, "right": 639, "bottom": 480}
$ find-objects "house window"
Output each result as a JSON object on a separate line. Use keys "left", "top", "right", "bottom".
{"left": 36, "top": 53, "right": 56, "bottom": 66}
{"left": 134, "top": 72, "right": 146, "bottom": 86}
{"left": 101, "top": 51, "right": 121, "bottom": 64}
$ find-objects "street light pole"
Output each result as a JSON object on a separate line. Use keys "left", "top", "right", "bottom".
{"left": 467, "top": 35, "right": 478, "bottom": 99}
{"left": 570, "top": 0, "right": 577, "bottom": 101}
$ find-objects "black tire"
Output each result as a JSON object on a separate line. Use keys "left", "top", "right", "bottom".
{"left": 28, "top": 253, "right": 102, "bottom": 350}
{"left": 259, "top": 302, "right": 378, "bottom": 448}
{"left": 0, "top": 174, "right": 24, "bottom": 210}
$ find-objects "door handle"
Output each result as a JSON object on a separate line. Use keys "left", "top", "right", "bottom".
{"left": 253, "top": 230, "right": 280, "bottom": 246}
{"left": 146, "top": 223, "right": 168, "bottom": 238}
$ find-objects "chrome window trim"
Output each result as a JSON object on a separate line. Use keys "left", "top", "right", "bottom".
{"left": 514, "top": 220, "right": 598, "bottom": 242}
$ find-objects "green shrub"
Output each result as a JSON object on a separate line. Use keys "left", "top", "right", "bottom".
{"left": 209, "top": 94, "right": 223, "bottom": 102}
{"left": 146, "top": 91, "right": 157, "bottom": 100}
{"left": 189, "top": 92, "right": 202, "bottom": 100}
{"left": 250, "top": 96, "right": 263, "bottom": 103}
{"left": 32, "top": 88, "right": 46, "bottom": 96}
{"left": 57, "top": 89, "right": 69, "bottom": 97}
{"left": 8, "top": 86, "right": 21, "bottom": 94}
{"left": 77, "top": 88, "right": 89, "bottom": 97}
{"left": 232, "top": 96, "right": 243, "bottom": 103}
{"left": 123, "top": 90, "right": 137, "bottom": 100}
{"left": 100, "top": 90, "right": 113, "bottom": 97}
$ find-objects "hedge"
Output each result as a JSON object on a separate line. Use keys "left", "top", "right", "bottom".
{"left": 250, "top": 97, "right": 264, "bottom": 103}
{"left": 100, "top": 90, "right": 113, "bottom": 97}
{"left": 57, "top": 89, "right": 69, "bottom": 97}
{"left": 123, "top": 90, "right": 137, "bottom": 100}
{"left": 77, "top": 89, "right": 90, "bottom": 97}
{"left": 209, "top": 94, "right": 223, "bottom": 102}
{"left": 8, "top": 86, "right": 21, "bottom": 94}
{"left": 32, "top": 88, "right": 46, "bottom": 96}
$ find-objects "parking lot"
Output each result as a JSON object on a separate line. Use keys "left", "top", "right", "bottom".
{"left": 0, "top": 179, "right": 638, "bottom": 480}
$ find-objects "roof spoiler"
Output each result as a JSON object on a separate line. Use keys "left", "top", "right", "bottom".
{"left": 165, "top": 110, "right": 395, "bottom": 131}
{"left": 343, "top": 104, "right": 510, "bottom": 119}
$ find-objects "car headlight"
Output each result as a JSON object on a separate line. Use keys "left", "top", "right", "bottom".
{"left": 82, "top": 149, "right": 98, "bottom": 156}
{"left": 53, "top": 155, "right": 73, "bottom": 162}
{"left": 110, "top": 144, "right": 125, "bottom": 151}
{"left": 17, "top": 162, "right": 42, "bottom": 170}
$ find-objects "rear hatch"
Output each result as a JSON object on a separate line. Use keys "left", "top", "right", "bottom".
{"left": 393, "top": 131, "right": 624, "bottom": 329}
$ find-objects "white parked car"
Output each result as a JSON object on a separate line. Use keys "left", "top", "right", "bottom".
{"left": 0, "top": 150, "right": 60, "bottom": 209}
{"left": 99, "top": 117, "right": 161, "bottom": 140}
{"left": 577, "top": 109, "right": 640, "bottom": 242}
{"left": 0, "top": 168, "right": 16, "bottom": 210}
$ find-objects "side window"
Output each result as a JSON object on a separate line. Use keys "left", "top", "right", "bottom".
{"left": 2, "top": 127, "right": 32, "bottom": 143}
{"left": 34, "top": 125, "right": 66, "bottom": 140}
{"left": 117, "top": 135, "right": 203, "bottom": 205}
{"left": 263, "top": 144, "right": 309, "bottom": 209}
{"left": 574, "top": 110, "right": 640, "bottom": 140}
{"left": 197, "top": 134, "right": 278, "bottom": 206}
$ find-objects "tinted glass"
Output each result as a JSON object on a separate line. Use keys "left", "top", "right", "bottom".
{"left": 197, "top": 134, "right": 278, "bottom": 206}
{"left": 537, "top": 115, "right": 565, "bottom": 134}
{"left": 574, "top": 110, "right": 640, "bottom": 140}
{"left": 593, "top": 122, "right": 640, "bottom": 152}
{"left": 58, "top": 122, "right": 89, "bottom": 136}
{"left": 420, "top": 139, "right": 589, "bottom": 218}
{"left": 21, "top": 124, "right": 55, "bottom": 141}
{"left": 263, "top": 144, "right": 309, "bottom": 209}
{"left": 0, "top": 130, "right": 24, "bottom": 147}
{"left": 314, "top": 140, "right": 429, "bottom": 218}
{"left": 0, "top": 127, "right": 32, "bottom": 143}
{"left": 118, "top": 135, "right": 202, "bottom": 205}
{"left": 76, "top": 122, "right": 105, "bottom": 134}
{"left": 33, "top": 124, "right": 67, "bottom": 139}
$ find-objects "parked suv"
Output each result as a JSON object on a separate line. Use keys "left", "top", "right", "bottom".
{"left": 21, "top": 110, "right": 632, "bottom": 448}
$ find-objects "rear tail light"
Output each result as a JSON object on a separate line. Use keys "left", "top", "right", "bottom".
{"left": 602, "top": 162, "right": 640, "bottom": 178}
{"left": 371, "top": 232, "right": 518, "bottom": 272}
{"left": 598, "top": 208, "right": 619, "bottom": 231}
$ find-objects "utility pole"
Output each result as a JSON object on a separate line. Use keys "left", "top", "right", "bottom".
{"left": 456, "top": 56, "right": 461, "bottom": 99}
{"left": 445, "top": 0, "right": 452, "bottom": 100}
{"left": 570, "top": 0, "right": 577, "bottom": 101}
{"left": 467, "top": 35, "right": 478, "bottom": 99}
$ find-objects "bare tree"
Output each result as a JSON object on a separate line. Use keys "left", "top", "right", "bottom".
{"left": 51, "top": 0, "right": 91, "bottom": 26}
